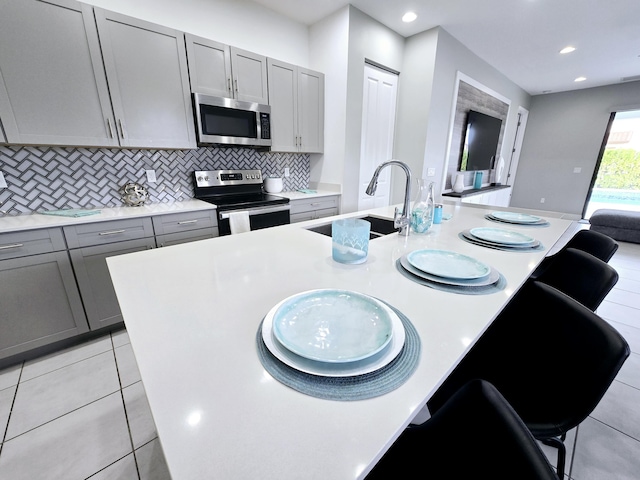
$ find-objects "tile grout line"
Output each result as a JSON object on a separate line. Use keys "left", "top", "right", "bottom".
{"left": 111, "top": 331, "right": 143, "bottom": 480}
{"left": 19, "top": 344, "right": 114, "bottom": 384}
{"left": 2, "top": 390, "right": 122, "bottom": 443}
{"left": 587, "top": 415, "right": 640, "bottom": 444}
{"left": 0, "top": 361, "right": 25, "bottom": 460}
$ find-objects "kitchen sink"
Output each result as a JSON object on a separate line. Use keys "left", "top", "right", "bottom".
{"left": 306, "top": 215, "right": 398, "bottom": 239}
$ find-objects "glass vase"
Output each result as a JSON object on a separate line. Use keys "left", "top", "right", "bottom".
{"left": 411, "top": 179, "right": 435, "bottom": 234}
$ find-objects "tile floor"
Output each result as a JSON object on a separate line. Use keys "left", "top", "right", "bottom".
{"left": 0, "top": 241, "right": 638, "bottom": 479}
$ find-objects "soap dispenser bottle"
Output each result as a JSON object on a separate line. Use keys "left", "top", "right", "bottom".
{"left": 411, "top": 179, "right": 435, "bottom": 234}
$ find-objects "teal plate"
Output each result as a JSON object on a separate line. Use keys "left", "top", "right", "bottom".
{"left": 407, "top": 249, "right": 491, "bottom": 280}
{"left": 490, "top": 211, "right": 542, "bottom": 224}
{"left": 469, "top": 227, "right": 535, "bottom": 246}
{"left": 272, "top": 289, "right": 394, "bottom": 363}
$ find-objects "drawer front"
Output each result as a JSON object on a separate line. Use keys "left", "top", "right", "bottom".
{"left": 152, "top": 210, "right": 217, "bottom": 235}
{"left": 0, "top": 228, "right": 66, "bottom": 260}
{"left": 156, "top": 228, "right": 218, "bottom": 247}
{"left": 290, "top": 196, "right": 339, "bottom": 215}
{"left": 315, "top": 207, "right": 339, "bottom": 220}
{"left": 64, "top": 217, "right": 154, "bottom": 248}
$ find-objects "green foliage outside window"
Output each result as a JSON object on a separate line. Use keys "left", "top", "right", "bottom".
{"left": 596, "top": 148, "right": 640, "bottom": 189}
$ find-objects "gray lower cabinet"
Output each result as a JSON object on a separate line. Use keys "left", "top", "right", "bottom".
{"left": 153, "top": 209, "right": 218, "bottom": 246}
{"left": 0, "top": 228, "right": 88, "bottom": 360}
{"left": 65, "top": 218, "right": 155, "bottom": 330}
{"left": 290, "top": 196, "right": 340, "bottom": 223}
{"left": 66, "top": 211, "right": 217, "bottom": 330}
{"left": 0, "top": 210, "right": 217, "bottom": 360}
{"left": 68, "top": 237, "right": 155, "bottom": 330}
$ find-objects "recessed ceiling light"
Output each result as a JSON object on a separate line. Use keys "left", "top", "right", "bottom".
{"left": 560, "top": 46, "right": 576, "bottom": 54}
{"left": 402, "top": 11, "right": 417, "bottom": 23}
{"left": 575, "top": 76, "right": 587, "bottom": 82}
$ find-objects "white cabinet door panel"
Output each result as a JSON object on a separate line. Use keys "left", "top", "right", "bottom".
{"left": 267, "top": 60, "right": 298, "bottom": 152}
{"left": 0, "top": 0, "right": 117, "bottom": 146}
{"left": 95, "top": 9, "right": 196, "bottom": 149}
{"left": 267, "top": 59, "right": 324, "bottom": 153}
{"left": 298, "top": 68, "right": 324, "bottom": 153}
{"left": 230, "top": 47, "right": 268, "bottom": 104}
{"left": 185, "top": 34, "right": 233, "bottom": 98}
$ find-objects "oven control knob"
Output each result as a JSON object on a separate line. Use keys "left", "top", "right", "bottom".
{"left": 204, "top": 176, "right": 209, "bottom": 181}
{"left": 197, "top": 176, "right": 204, "bottom": 182}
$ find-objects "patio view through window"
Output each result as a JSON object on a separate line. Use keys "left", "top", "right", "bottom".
{"left": 585, "top": 110, "right": 640, "bottom": 218}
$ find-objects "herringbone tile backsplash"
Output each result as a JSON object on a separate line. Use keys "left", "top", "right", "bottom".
{"left": 0, "top": 146, "right": 310, "bottom": 214}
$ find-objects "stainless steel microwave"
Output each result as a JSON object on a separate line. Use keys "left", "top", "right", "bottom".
{"left": 193, "top": 93, "right": 272, "bottom": 147}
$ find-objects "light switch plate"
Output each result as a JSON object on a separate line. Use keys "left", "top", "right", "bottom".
{"left": 146, "top": 169, "right": 157, "bottom": 183}
{"left": 284, "top": 167, "right": 290, "bottom": 177}
{"left": 0, "top": 171, "right": 7, "bottom": 188}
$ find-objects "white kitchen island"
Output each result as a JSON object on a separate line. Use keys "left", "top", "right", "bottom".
{"left": 107, "top": 202, "right": 576, "bottom": 479}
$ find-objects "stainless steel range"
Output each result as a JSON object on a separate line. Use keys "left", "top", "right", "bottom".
{"left": 193, "top": 169, "right": 290, "bottom": 235}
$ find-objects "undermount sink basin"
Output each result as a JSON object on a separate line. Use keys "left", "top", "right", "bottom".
{"left": 306, "top": 216, "right": 398, "bottom": 239}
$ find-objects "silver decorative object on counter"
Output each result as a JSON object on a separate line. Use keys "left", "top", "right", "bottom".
{"left": 120, "top": 182, "right": 148, "bottom": 207}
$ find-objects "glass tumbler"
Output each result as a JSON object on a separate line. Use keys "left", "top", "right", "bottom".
{"left": 332, "top": 218, "right": 371, "bottom": 264}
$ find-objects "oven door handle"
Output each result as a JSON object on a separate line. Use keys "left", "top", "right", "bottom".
{"left": 219, "top": 204, "right": 290, "bottom": 219}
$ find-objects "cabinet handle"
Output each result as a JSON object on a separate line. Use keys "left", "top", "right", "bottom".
{"left": 107, "top": 118, "right": 114, "bottom": 138}
{"left": 98, "top": 229, "right": 126, "bottom": 236}
{"left": 234, "top": 78, "right": 238, "bottom": 93}
{"left": 177, "top": 220, "right": 198, "bottom": 225}
{"left": 118, "top": 118, "right": 126, "bottom": 139}
{"left": 228, "top": 78, "right": 233, "bottom": 94}
{"left": 310, "top": 203, "right": 321, "bottom": 206}
{"left": 0, "top": 243, "right": 23, "bottom": 250}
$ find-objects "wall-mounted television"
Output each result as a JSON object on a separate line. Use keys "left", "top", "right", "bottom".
{"left": 459, "top": 110, "right": 502, "bottom": 171}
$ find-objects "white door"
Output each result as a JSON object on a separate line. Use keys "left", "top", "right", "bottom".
{"left": 358, "top": 64, "right": 399, "bottom": 211}
{"left": 505, "top": 106, "right": 529, "bottom": 193}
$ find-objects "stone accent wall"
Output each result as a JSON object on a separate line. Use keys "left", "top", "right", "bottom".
{"left": 446, "top": 80, "right": 509, "bottom": 190}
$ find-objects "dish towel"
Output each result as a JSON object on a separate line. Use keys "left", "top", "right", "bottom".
{"left": 229, "top": 211, "right": 250, "bottom": 234}
{"left": 39, "top": 209, "right": 101, "bottom": 218}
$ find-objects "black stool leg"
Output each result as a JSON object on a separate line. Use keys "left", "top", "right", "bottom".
{"left": 541, "top": 436, "right": 566, "bottom": 478}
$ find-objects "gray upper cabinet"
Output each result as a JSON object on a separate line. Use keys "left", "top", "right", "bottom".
{"left": 0, "top": 0, "right": 118, "bottom": 147}
{"left": 185, "top": 34, "right": 269, "bottom": 104}
{"left": 94, "top": 9, "right": 196, "bottom": 149}
{"left": 267, "top": 59, "right": 324, "bottom": 153}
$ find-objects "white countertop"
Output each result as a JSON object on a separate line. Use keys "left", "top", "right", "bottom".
{"left": 0, "top": 199, "right": 215, "bottom": 233}
{"left": 277, "top": 189, "right": 340, "bottom": 201}
{"left": 106, "top": 203, "right": 575, "bottom": 480}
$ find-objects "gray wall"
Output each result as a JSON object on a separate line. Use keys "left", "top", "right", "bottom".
{"left": 393, "top": 28, "right": 531, "bottom": 203}
{"left": 510, "top": 80, "right": 640, "bottom": 217}
{"left": 309, "top": 6, "right": 405, "bottom": 213}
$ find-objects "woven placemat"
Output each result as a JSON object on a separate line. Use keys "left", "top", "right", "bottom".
{"left": 256, "top": 301, "right": 421, "bottom": 401}
{"left": 396, "top": 259, "right": 506, "bottom": 295}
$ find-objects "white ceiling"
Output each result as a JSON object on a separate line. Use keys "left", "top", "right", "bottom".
{"left": 251, "top": 0, "right": 640, "bottom": 95}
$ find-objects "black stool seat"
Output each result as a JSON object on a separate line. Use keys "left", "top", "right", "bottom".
{"left": 366, "top": 380, "right": 558, "bottom": 480}
{"left": 426, "top": 282, "right": 630, "bottom": 478}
